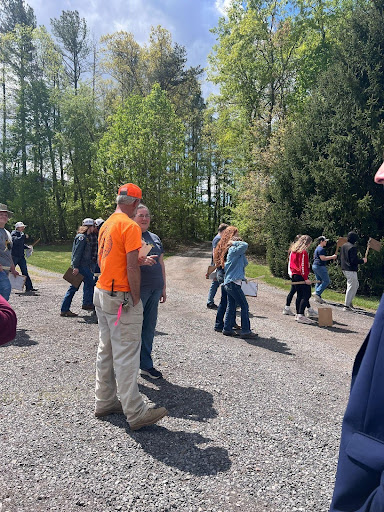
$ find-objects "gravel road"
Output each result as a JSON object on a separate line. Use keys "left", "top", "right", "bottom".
{"left": 0, "top": 245, "right": 375, "bottom": 512}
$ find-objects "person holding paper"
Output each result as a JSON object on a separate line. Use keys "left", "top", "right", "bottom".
{"left": 60, "top": 218, "right": 96, "bottom": 317}
{"left": 0, "top": 203, "right": 19, "bottom": 301}
{"left": 133, "top": 204, "right": 166, "bottom": 379}
{"left": 11, "top": 221, "right": 37, "bottom": 292}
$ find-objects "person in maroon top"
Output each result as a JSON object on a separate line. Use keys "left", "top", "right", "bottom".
{"left": 0, "top": 294, "right": 17, "bottom": 345}
{"left": 289, "top": 235, "right": 317, "bottom": 324}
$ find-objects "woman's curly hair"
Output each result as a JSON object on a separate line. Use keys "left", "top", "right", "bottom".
{"left": 214, "top": 226, "right": 239, "bottom": 268}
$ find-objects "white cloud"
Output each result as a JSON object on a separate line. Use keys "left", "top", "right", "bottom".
{"left": 215, "top": 0, "right": 233, "bottom": 16}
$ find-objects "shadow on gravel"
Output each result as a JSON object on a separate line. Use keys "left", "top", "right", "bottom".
{"left": 320, "top": 326, "right": 358, "bottom": 334}
{"left": 105, "top": 416, "right": 232, "bottom": 475}
{"left": 138, "top": 378, "right": 217, "bottom": 422}
{"left": 1, "top": 328, "right": 38, "bottom": 347}
{"left": 242, "top": 336, "right": 294, "bottom": 356}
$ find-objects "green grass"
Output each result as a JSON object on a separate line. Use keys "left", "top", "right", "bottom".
{"left": 28, "top": 244, "right": 72, "bottom": 274}
{"left": 246, "top": 262, "right": 380, "bottom": 311}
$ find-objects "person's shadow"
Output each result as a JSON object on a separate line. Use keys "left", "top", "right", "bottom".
{"left": 242, "top": 335, "right": 294, "bottom": 356}
{"left": 104, "top": 378, "right": 232, "bottom": 475}
{"left": 1, "top": 328, "right": 38, "bottom": 347}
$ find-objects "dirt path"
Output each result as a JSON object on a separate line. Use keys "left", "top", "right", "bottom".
{"left": 1, "top": 245, "right": 375, "bottom": 511}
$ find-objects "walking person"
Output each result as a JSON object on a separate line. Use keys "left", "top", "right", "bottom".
{"left": 340, "top": 232, "right": 367, "bottom": 312}
{"left": 206, "top": 223, "right": 228, "bottom": 309}
{"left": 283, "top": 235, "right": 301, "bottom": 316}
{"left": 94, "top": 183, "right": 167, "bottom": 430}
{"left": 60, "top": 218, "right": 96, "bottom": 317}
{"left": 11, "top": 222, "right": 37, "bottom": 292}
{"left": 312, "top": 236, "right": 337, "bottom": 304}
{"left": 0, "top": 203, "right": 18, "bottom": 301}
{"left": 133, "top": 204, "right": 167, "bottom": 380}
{"left": 290, "top": 235, "right": 317, "bottom": 324}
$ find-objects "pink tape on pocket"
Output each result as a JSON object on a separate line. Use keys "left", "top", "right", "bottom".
{"left": 114, "top": 303, "right": 123, "bottom": 326}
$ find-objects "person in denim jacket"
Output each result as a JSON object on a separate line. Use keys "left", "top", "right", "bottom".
{"left": 60, "top": 218, "right": 95, "bottom": 317}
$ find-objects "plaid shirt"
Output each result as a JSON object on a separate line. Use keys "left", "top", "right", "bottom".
{"left": 88, "top": 232, "right": 98, "bottom": 263}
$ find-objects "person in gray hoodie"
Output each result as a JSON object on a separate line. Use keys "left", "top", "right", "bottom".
{"left": 340, "top": 232, "right": 367, "bottom": 311}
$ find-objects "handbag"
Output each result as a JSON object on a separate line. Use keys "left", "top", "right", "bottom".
{"left": 241, "top": 280, "right": 258, "bottom": 297}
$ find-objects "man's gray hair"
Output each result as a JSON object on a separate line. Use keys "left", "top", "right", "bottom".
{"left": 116, "top": 194, "right": 139, "bottom": 205}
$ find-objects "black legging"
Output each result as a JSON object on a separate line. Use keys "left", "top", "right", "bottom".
{"left": 286, "top": 284, "right": 297, "bottom": 306}
{"left": 292, "top": 274, "right": 311, "bottom": 314}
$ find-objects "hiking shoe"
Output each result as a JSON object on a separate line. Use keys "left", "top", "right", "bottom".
{"left": 283, "top": 306, "right": 295, "bottom": 316}
{"left": 222, "top": 330, "right": 239, "bottom": 337}
{"left": 82, "top": 304, "right": 95, "bottom": 310}
{"left": 240, "top": 332, "right": 258, "bottom": 339}
{"left": 141, "top": 367, "right": 163, "bottom": 379}
{"left": 207, "top": 303, "right": 218, "bottom": 310}
{"left": 296, "top": 314, "right": 316, "bottom": 324}
{"left": 306, "top": 307, "right": 318, "bottom": 318}
{"left": 95, "top": 402, "right": 124, "bottom": 418}
{"left": 312, "top": 294, "right": 325, "bottom": 304}
{"left": 129, "top": 407, "right": 168, "bottom": 431}
{"left": 60, "top": 310, "right": 78, "bottom": 317}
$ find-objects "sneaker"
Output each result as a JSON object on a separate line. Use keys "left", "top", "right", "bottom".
{"left": 240, "top": 332, "right": 258, "bottom": 339}
{"left": 283, "top": 306, "right": 295, "bottom": 316}
{"left": 222, "top": 330, "right": 239, "bottom": 337}
{"left": 296, "top": 314, "right": 316, "bottom": 324}
{"left": 312, "top": 294, "right": 325, "bottom": 304}
{"left": 306, "top": 307, "right": 318, "bottom": 318}
{"left": 129, "top": 407, "right": 168, "bottom": 431}
{"left": 26, "top": 288, "right": 38, "bottom": 292}
{"left": 82, "top": 304, "right": 95, "bottom": 310}
{"left": 95, "top": 402, "right": 124, "bottom": 418}
{"left": 141, "top": 367, "right": 163, "bottom": 379}
{"left": 207, "top": 303, "right": 218, "bottom": 310}
{"left": 60, "top": 310, "right": 78, "bottom": 317}
{"left": 343, "top": 306, "right": 357, "bottom": 312}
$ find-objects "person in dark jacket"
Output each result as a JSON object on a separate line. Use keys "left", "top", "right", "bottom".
{"left": 340, "top": 232, "right": 367, "bottom": 311}
{"left": 11, "top": 221, "right": 37, "bottom": 292}
{"left": 60, "top": 218, "right": 96, "bottom": 317}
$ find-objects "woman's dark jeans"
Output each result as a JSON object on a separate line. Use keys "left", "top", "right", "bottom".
{"left": 223, "top": 281, "right": 251, "bottom": 334}
{"left": 292, "top": 274, "right": 311, "bottom": 314}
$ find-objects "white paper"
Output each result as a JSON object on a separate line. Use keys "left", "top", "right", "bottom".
{"left": 9, "top": 274, "right": 27, "bottom": 291}
{"left": 139, "top": 243, "right": 152, "bottom": 258}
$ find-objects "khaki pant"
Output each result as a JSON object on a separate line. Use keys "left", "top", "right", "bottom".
{"left": 343, "top": 270, "right": 359, "bottom": 307}
{"left": 94, "top": 287, "right": 148, "bottom": 423}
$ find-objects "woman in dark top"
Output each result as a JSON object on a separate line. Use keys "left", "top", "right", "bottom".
{"left": 133, "top": 204, "right": 166, "bottom": 379}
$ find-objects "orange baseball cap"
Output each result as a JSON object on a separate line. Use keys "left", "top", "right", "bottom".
{"left": 117, "top": 183, "right": 142, "bottom": 199}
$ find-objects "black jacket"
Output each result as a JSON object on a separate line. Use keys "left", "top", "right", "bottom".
{"left": 340, "top": 233, "right": 364, "bottom": 272}
{"left": 11, "top": 230, "right": 29, "bottom": 259}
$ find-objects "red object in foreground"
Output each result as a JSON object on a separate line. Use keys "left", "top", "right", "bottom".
{"left": 0, "top": 294, "right": 17, "bottom": 345}
{"left": 374, "top": 161, "right": 384, "bottom": 184}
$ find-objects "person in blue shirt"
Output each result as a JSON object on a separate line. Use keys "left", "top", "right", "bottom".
{"left": 133, "top": 204, "right": 166, "bottom": 379}
{"left": 60, "top": 218, "right": 96, "bottom": 317}
{"left": 312, "top": 236, "right": 337, "bottom": 304}
{"left": 206, "top": 224, "right": 228, "bottom": 309}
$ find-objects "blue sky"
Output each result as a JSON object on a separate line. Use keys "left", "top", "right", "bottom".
{"left": 28, "top": 0, "right": 232, "bottom": 97}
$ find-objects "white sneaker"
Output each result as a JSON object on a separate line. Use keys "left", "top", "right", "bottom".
{"left": 306, "top": 307, "right": 318, "bottom": 318}
{"left": 296, "top": 314, "right": 316, "bottom": 324}
{"left": 283, "top": 306, "right": 295, "bottom": 316}
{"left": 312, "top": 293, "right": 325, "bottom": 304}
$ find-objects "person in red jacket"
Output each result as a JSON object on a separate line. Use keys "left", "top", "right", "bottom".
{"left": 289, "top": 234, "right": 317, "bottom": 324}
{"left": 0, "top": 294, "right": 17, "bottom": 345}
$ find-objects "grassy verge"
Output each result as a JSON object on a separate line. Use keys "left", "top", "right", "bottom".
{"left": 28, "top": 244, "right": 72, "bottom": 274}
{"left": 246, "top": 262, "right": 380, "bottom": 311}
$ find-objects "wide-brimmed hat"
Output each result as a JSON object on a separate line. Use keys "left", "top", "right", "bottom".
{"left": 15, "top": 221, "right": 26, "bottom": 229}
{"left": 0, "top": 203, "right": 13, "bottom": 217}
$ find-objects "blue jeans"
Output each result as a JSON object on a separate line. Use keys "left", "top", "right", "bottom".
{"left": 224, "top": 282, "right": 251, "bottom": 334}
{"left": 61, "top": 266, "right": 94, "bottom": 312}
{"left": 0, "top": 270, "right": 11, "bottom": 301}
{"left": 215, "top": 285, "right": 235, "bottom": 331}
{"left": 140, "top": 287, "right": 163, "bottom": 370}
{"left": 12, "top": 256, "right": 33, "bottom": 291}
{"left": 207, "top": 279, "right": 220, "bottom": 305}
{"left": 312, "top": 264, "right": 330, "bottom": 296}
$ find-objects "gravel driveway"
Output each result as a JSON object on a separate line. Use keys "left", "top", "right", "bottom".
{"left": 0, "top": 245, "right": 375, "bottom": 511}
